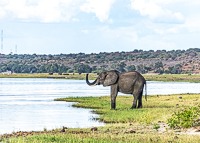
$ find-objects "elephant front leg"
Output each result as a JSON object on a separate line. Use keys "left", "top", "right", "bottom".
{"left": 110, "top": 85, "right": 118, "bottom": 109}
{"left": 111, "top": 102, "right": 116, "bottom": 109}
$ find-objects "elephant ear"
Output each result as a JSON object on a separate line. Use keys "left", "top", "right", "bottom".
{"left": 103, "top": 71, "right": 118, "bottom": 87}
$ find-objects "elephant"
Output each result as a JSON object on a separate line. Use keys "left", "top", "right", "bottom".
{"left": 86, "top": 70, "right": 147, "bottom": 109}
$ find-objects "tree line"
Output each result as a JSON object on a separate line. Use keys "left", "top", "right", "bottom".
{"left": 0, "top": 48, "right": 200, "bottom": 74}
{"left": 0, "top": 61, "right": 191, "bottom": 74}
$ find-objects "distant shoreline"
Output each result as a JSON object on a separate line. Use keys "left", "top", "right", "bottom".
{"left": 1, "top": 73, "right": 200, "bottom": 83}
{"left": 0, "top": 73, "right": 98, "bottom": 80}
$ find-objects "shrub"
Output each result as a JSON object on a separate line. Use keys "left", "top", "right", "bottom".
{"left": 167, "top": 104, "right": 200, "bottom": 129}
{"left": 153, "top": 123, "right": 160, "bottom": 131}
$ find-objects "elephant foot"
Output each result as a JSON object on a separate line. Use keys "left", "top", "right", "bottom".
{"left": 130, "top": 106, "right": 136, "bottom": 109}
{"left": 111, "top": 103, "right": 116, "bottom": 109}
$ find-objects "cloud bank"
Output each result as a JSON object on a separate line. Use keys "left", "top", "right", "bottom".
{"left": 1, "top": 0, "right": 200, "bottom": 54}
{"left": 0, "top": 0, "right": 115, "bottom": 23}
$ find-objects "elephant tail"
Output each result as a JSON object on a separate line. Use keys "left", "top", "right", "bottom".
{"left": 145, "top": 82, "right": 147, "bottom": 101}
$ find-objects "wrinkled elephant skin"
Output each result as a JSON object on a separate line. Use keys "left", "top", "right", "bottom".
{"left": 86, "top": 70, "right": 147, "bottom": 109}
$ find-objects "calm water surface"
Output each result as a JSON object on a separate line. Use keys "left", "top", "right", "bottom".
{"left": 0, "top": 78, "right": 200, "bottom": 134}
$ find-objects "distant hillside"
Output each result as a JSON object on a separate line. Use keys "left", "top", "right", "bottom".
{"left": 0, "top": 48, "right": 200, "bottom": 74}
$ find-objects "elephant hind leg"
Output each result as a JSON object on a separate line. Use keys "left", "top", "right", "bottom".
{"left": 137, "top": 90, "right": 143, "bottom": 108}
{"left": 131, "top": 81, "right": 144, "bottom": 109}
{"left": 130, "top": 90, "right": 139, "bottom": 109}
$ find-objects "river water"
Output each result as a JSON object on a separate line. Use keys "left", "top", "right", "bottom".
{"left": 0, "top": 78, "right": 200, "bottom": 134}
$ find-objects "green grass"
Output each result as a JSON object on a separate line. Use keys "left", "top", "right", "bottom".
{"left": 143, "top": 74, "right": 200, "bottom": 83}
{"left": 1, "top": 73, "right": 200, "bottom": 82}
{"left": 0, "top": 73, "right": 98, "bottom": 79}
{"left": 55, "top": 94, "right": 200, "bottom": 124}
{"left": 2, "top": 94, "right": 200, "bottom": 142}
{"left": 3, "top": 132, "right": 200, "bottom": 143}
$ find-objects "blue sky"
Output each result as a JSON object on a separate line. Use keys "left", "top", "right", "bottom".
{"left": 0, "top": 0, "right": 200, "bottom": 54}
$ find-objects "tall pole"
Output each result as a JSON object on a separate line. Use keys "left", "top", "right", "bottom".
{"left": 1, "top": 30, "right": 3, "bottom": 54}
{"left": 15, "top": 45, "right": 17, "bottom": 54}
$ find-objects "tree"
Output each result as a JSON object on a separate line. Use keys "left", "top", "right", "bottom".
{"left": 21, "top": 65, "right": 30, "bottom": 73}
{"left": 154, "top": 61, "right": 164, "bottom": 74}
{"left": 170, "top": 64, "right": 182, "bottom": 74}
{"left": 119, "top": 62, "right": 126, "bottom": 72}
{"left": 111, "top": 62, "right": 126, "bottom": 72}
{"left": 12, "top": 64, "right": 21, "bottom": 73}
{"left": 136, "top": 64, "right": 145, "bottom": 74}
{"left": 45, "top": 64, "right": 52, "bottom": 72}
{"left": 127, "top": 65, "right": 136, "bottom": 72}
{"left": 50, "top": 63, "right": 58, "bottom": 73}
{"left": 58, "top": 64, "right": 70, "bottom": 73}
{"left": 155, "top": 61, "right": 163, "bottom": 69}
{"left": 1, "top": 65, "right": 7, "bottom": 72}
{"left": 38, "top": 65, "right": 46, "bottom": 73}
{"left": 74, "top": 64, "right": 91, "bottom": 73}
{"left": 92, "top": 66, "right": 97, "bottom": 71}
{"left": 28, "top": 65, "right": 37, "bottom": 73}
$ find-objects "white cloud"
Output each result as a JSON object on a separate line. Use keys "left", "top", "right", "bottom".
{"left": 98, "top": 26, "right": 138, "bottom": 42}
{"left": 0, "top": 0, "right": 116, "bottom": 23}
{"left": 0, "top": 0, "right": 82, "bottom": 22}
{"left": 81, "top": 30, "right": 89, "bottom": 34}
{"left": 184, "top": 16, "right": 200, "bottom": 32}
{"left": 146, "top": 21, "right": 181, "bottom": 35}
{"left": 72, "top": 18, "right": 80, "bottom": 22}
{"left": 80, "top": 0, "right": 115, "bottom": 22}
{"left": 107, "top": 19, "right": 113, "bottom": 24}
{"left": 130, "top": 0, "right": 185, "bottom": 23}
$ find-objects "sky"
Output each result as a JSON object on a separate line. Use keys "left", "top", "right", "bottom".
{"left": 0, "top": 0, "right": 200, "bottom": 54}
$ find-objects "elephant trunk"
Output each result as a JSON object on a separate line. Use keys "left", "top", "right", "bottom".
{"left": 86, "top": 74, "right": 99, "bottom": 86}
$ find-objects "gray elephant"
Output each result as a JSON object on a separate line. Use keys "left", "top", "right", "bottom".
{"left": 86, "top": 70, "right": 147, "bottom": 109}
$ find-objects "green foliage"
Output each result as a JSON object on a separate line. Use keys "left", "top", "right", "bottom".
{"left": 167, "top": 105, "right": 200, "bottom": 129}
{"left": 0, "top": 48, "right": 200, "bottom": 74}
{"left": 140, "top": 113, "right": 152, "bottom": 125}
{"left": 154, "top": 61, "right": 164, "bottom": 74}
{"left": 153, "top": 123, "right": 160, "bottom": 131}
{"left": 136, "top": 64, "right": 146, "bottom": 74}
{"left": 155, "top": 61, "right": 163, "bottom": 69}
{"left": 74, "top": 64, "right": 91, "bottom": 73}
{"left": 127, "top": 65, "right": 136, "bottom": 72}
{"left": 111, "top": 62, "right": 126, "bottom": 72}
{"left": 92, "top": 68, "right": 105, "bottom": 73}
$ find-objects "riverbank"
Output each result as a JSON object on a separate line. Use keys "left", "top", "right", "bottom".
{"left": 1, "top": 73, "right": 200, "bottom": 83}
{"left": 0, "top": 73, "right": 98, "bottom": 79}
{"left": 1, "top": 94, "right": 200, "bottom": 142}
{"left": 143, "top": 74, "right": 200, "bottom": 83}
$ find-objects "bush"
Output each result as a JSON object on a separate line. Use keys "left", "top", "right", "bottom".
{"left": 167, "top": 104, "right": 200, "bottom": 129}
{"left": 153, "top": 123, "right": 160, "bottom": 131}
